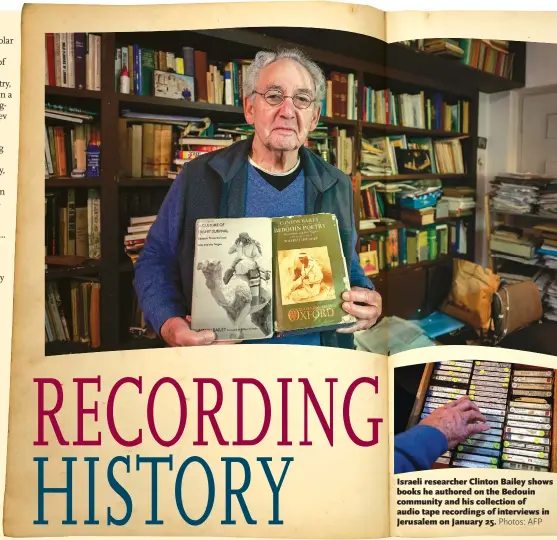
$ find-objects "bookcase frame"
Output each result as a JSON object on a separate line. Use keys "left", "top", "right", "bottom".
{"left": 44, "top": 29, "right": 526, "bottom": 355}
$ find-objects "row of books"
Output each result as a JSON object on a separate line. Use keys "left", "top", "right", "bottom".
{"left": 115, "top": 43, "right": 249, "bottom": 106}
{"left": 45, "top": 33, "right": 102, "bottom": 91}
{"left": 359, "top": 181, "right": 474, "bottom": 227}
{"left": 45, "top": 188, "right": 101, "bottom": 259}
{"left": 402, "top": 38, "right": 514, "bottom": 80}
{"left": 113, "top": 44, "right": 360, "bottom": 123}
{"left": 119, "top": 121, "right": 176, "bottom": 179}
{"left": 358, "top": 219, "right": 468, "bottom": 275}
{"left": 306, "top": 126, "right": 353, "bottom": 175}
{"left": 45, "top": 120, "right": 101, "bottom": 179}
{"left": 119, "top": 120, "right": 466, "bottom": 185}
{"left": 45, "top": 279, "right": 101, "bottom": 349}
{"left": 359, "top": 135, "right": 465, "bottom": 177}
{"left": 322, "top": 72, "right": 358, "bottom": 120}
{"left": 167, "top": 126, "right": 355, "bottom": 180}
{"left": 361, "top": 87, "right": 469, "bottom": 134}
{"left": 459, "top": 39, "right": 514, "bottom": 80}
{"left": 121, "top": 120, "right": 398, "bottom": 182}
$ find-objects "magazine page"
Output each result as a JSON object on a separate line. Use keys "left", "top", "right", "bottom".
{"left": 3, "top": 1, "right": 393, "bottom": 537}
{"left": 368, "top": 8, "right": 557, "bottom": 540}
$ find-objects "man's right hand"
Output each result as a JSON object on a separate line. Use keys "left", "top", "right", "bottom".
{"left": 160, "top": 316, "right": 241, "bottom": 347}
{"left": 160, "top": 316, "right": 217, "bottom": 346}
{"left": 419, "top": 396, "right": 490, "bottom": 449}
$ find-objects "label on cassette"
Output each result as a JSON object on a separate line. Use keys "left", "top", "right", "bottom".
{"left": 502, "top": 461, "right": 548, "bottom": 472}
{"left": 503, "top": 440, "right": 549, "bottom": 453}
{"left": 501, "top": 453, "right": 549, "bottom": 468}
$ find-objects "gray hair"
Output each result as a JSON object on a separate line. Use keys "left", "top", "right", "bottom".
{"left": 243, "top": 48, "right": 326, "bottom": 106}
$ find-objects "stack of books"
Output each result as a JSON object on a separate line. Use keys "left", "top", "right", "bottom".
{"left": 169, "top": 136, "right": 233, "bottom": 179}
{"left": 490, "top": 227, "right": 539, "bottom": 263}
{"left": 124, "top": 215, "right": 156, "bottom": 264}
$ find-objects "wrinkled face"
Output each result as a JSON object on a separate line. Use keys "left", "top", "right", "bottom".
{"left": 244, "top": 59, "right": 321, "bottom": 152}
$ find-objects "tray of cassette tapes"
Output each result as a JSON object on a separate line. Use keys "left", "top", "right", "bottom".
{"left": 451, "top": 360, "right": 512, "bottom": 470}
{"left": 407, "top": 359, "right": 557, "bottom": 472}
{"left": 501, "top": 365, "right": 555, "bottom": 473}
{"left": 416, "top": 359, "right": 475, "bottom": 469}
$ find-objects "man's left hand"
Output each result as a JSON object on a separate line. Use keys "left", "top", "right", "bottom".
{"left": 337, "top": 287, "right": 382, "bottom": 333}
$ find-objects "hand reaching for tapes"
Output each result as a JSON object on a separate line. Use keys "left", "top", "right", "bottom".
{"left": 419, "top": 396, "right": 491, "bottom": 450}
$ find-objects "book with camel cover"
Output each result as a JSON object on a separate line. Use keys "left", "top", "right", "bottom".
{"left": 191, "top": 213, "right": 356, "bottom": 340}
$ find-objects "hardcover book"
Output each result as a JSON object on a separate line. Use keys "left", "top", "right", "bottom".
{"left": 191, "top": 213, "right": 356, "bottom": 340}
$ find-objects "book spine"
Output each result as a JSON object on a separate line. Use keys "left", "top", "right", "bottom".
{"left": 133, "top": 44, "right": 140, "bottom": 95}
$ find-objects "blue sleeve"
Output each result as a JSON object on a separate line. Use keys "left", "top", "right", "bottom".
{"left": 349, "top": 216, "right": 374, "bottom": 290}
{"left": 133, "top": 173, "right": 188, "bottom": 336}
{"left": 394, "top": 425, "right": 448, "bottom": 474}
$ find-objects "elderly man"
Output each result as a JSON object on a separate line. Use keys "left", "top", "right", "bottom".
{"left": 134, "top": 47, "right": 382, "bottom": 348}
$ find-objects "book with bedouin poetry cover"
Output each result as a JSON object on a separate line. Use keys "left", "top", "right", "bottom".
{"left": 8, "top": 1, "right": 557, "bottom": 539}
{"left": 192, "top": 213, "right": 356, "bottom": 340}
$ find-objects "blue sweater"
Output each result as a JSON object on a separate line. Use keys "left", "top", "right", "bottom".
{"left": 134, "top": 162, "right": 374, "bottom": 339}
{"left": 394, "top": 425, "right": 448, "bottom": 474}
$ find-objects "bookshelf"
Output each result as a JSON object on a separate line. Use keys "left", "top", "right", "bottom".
{"left": 44, "top": 29, "right": 526, "bottom": 355}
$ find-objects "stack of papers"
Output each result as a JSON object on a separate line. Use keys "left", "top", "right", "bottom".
{"left": 491, "top": 181, "right": 540, "bottom": 214}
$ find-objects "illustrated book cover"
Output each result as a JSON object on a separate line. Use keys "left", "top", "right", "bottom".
{"left": 191, "top": 213, "right": 356, "bottom": 340}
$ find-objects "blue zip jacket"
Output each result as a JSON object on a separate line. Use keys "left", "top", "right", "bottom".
{"left": 394, "top": 425, "right": 448, "bottom": 474}
{"left": 133, "top": 136, "right": 374, "bottom": 348}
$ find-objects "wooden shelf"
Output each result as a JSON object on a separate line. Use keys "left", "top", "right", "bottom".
{"left": 359, "top": 222, "right": 404, "bottom": 235}
{"left": 491, "top": 254, "right": 556, "bottom": 271}
{"left": 493, "top": 210, "right": 557, "bottom": 222}
{"left": 45, "top": 85, "right": 102, "bottom": 100}
{"left": 358, "top": 213, "right": 474, "bottom": 236}
{"left": 361, "top": 173, "right": 467, "bottom": 182}
{"left": 360, "top": 122, "right": 467, "bottom": 138}
{"left": 46, "top": 176, "right": 103, "bottom": 188}
{"left": 373, "top": 255, "right": 454, "bottom": 280}
{"left": 245, "top": 27, "right": 525, "bottom": 96}
{"left": 320, "top": 116, "right": 357, "bottom": 127}
{"left": 389, "top": 43, "right": 524, "bottom": 95}
{"left": 45, "top": 259, "right": 101, "bottom": 280}
{"left": 119, "top": 177, "right": 174, "bottom": 187}
{"left": 118, "top": 93, "right": 244, "bottom": 117}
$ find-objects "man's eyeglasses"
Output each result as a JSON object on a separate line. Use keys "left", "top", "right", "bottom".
{"left": 253, "top": 89, "right": 315, "bottom": 110}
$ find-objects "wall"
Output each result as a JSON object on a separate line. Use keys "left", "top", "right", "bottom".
{"left": 526, "top": 42, "right": 557, "bottom": 88}
{"left": 477, "top": 90, "right": 520, "bottom": 266}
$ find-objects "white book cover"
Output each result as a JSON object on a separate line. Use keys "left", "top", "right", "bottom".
{"left": 191, "top": 217, "right": 273, "bottom": 340}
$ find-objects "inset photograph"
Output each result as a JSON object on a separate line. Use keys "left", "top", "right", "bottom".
{"left": 394, "top": 359, "right": 557, "bottom": 473}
